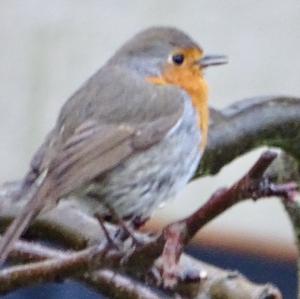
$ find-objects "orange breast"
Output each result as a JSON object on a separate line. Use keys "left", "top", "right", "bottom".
{"left": 147, "top": 63, "right": 209, "bottom": 152}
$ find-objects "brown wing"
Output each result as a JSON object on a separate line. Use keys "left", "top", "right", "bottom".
{"left": 50, "top": 123, "right": 136, "bottom": 197}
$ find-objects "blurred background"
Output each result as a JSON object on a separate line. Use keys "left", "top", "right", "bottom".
{"left": 0, "top": 0, "right": 299, "bottom": 298}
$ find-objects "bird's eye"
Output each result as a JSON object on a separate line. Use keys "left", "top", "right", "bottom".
{"left": 172, "top": 53, "right": 185, "bottom": 65}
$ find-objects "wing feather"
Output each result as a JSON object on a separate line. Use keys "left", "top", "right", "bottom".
{"left": 51, "top": 124, "right": 136, "bottom": 196}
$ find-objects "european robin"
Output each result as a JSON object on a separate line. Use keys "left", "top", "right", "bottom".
{"left": 0, "top": 26, "right": 227, "bottom": 262}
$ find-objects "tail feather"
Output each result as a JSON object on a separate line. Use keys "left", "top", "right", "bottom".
{"left": 0, "top": 179, "right": 51, "bottom": 264}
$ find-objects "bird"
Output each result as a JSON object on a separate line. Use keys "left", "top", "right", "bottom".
{"left": 0, "top": 26, "right": 227, "bottom": 262}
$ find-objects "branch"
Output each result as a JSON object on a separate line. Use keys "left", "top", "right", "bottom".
{"left": 0, "top": 239, "right": 281, "bottom": 299}
{"left": 155, "top": 151, "right": 297, "bottom": 287}
{"left": 1, "top": 240, "right": 166, "bottom": 299}
{"left": 184, "top": 151, "right": 296, "bottom": 240}
{"left": 264, "top": 153, "right": 300, "bottom": 297}
{"left": 198, "top": 96, "right": 300, "bottom": 176}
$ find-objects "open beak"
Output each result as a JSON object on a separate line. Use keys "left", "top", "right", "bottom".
{"left": 198, "top": 55, "right": 228, "bottom": 68}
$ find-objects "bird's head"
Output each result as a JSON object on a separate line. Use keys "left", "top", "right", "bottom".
{"left": 108, "top": 26, "right": 228, "bottom": 150}
{"left": 108, "top": 26, "right": 227, "bottom": 82}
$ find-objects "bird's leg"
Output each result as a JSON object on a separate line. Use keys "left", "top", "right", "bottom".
{"left": 106, "top": 207, "right": 142, "bottom": 247}
{"left": 115, "top": 215, "right": 148, "bottom": 240}
{"left": 94, "top": 212, "right": 120, "bottom": 250}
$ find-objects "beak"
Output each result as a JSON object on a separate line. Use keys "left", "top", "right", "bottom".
{"left": 198, "top": 55, "right": 228, "bottom": 68}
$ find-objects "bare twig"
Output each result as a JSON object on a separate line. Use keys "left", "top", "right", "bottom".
{"left": 184, "top": 151, "right": 297, "bottom": 240}
{"left": 1, "top": 239, "right": 164, "bottom": 299}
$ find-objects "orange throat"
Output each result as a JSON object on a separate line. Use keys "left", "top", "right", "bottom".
{"left": 147, "top": 69, "right": 209, "bottom": 152}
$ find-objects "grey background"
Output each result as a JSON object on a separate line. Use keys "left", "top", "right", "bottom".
{"left": 0, "top": 0, "right": 299, "bottom": 252}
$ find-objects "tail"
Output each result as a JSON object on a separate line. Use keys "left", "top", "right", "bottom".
{"left": 0, "top": 177, "right": 51, "bottom": 264}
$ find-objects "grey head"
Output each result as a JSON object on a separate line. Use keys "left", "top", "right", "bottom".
{"left": 106, "top": 26, "right": 202, "bottom": 77}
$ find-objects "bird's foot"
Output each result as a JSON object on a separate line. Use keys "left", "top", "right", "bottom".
{"left": 147, "top": 260, "right": 207, "bottom": 291}
{"left": 105, "top": 208, "right": 144, "bottom": 248}
{"left": 94, "top": 212, "right": 121, "bottom": 251}
{"left": 114, "top": 223, "right": 144, "bottom": 248}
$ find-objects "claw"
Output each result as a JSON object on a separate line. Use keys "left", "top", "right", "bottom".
{"left": 105, "top": 207, "right": 143, "bottom": 248}
{"left": 94, "top": 212, "right": 120, "bottom": 250}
